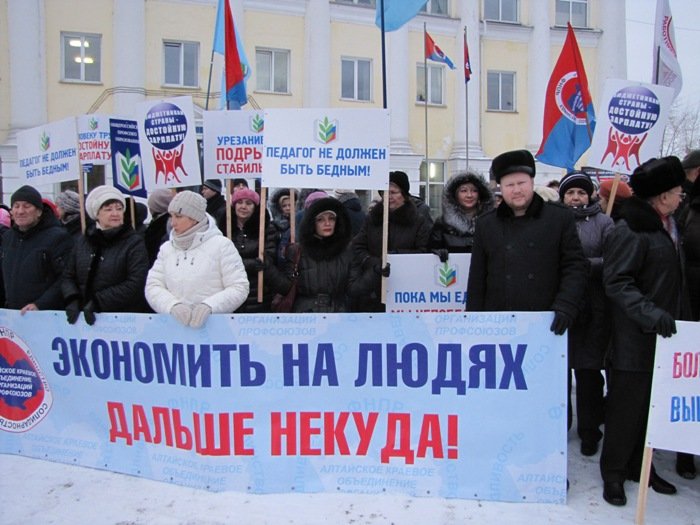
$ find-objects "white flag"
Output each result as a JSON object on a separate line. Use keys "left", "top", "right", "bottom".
{"left": 653, "top": 0, "right": 682, "bottom": 99}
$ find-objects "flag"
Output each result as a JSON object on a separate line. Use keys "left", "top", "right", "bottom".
{"left": 213, "top": 0, "right": 250, "bottom": 108}
{"left": 463, "top": 31, "right": 472, "bottom": 83}
{"left": 536, "top": 23, "right": 595, "bottom": 171}
{"left": 653, "top": 0, "right": 682, "bottom": 99}
{"left": 425, "top": 32, "right": 455, "bottom": 70}
{"left": 375, "top": 0, "right": 427, "bottom": 32}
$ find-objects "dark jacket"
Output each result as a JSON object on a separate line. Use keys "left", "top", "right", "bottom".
{"left": 466, "top": 193, "right": 588, "bottom": 318}
{"left": 62, "top": 224, "right": 149, "bottom": 313}
{"left": 682, "top": 188, "right": 700, "bottom": 320}
{"left": 430, "top": 172, "right": 494, "bottom": 253}
{"left": 228, "top": 206, "right": 289, "bottom": 313}
{"left": 350, "top": 198, "right": 431, "bottom": 312}
{"left": 288, "top": 198, "right": 356, "bottom": 313}
{"left": 568, "top": 203, "right": 614, "bottom": 369}
{"left": 205, "top": 193, "right": 227, "bottom": 228}
{"left": 336, "top": 192, "right": 366, "bottom": 237}
{"left": 604, "top": 196, "right": 688, "bottom": 371}
{"left": 270, "top": 188, "right": 296, "bottom": 267}
{"left": 144, "top": 213, "right": 170, "bottom": 267}
{"left": 1, "top": 207, "right": 74, "bottom": 310}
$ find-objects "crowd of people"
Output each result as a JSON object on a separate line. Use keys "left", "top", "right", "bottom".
{"left": 1, "top": 147, "right": 698, "bottom": 505}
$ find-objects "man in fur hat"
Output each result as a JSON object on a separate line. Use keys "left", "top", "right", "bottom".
{"left": 466, "top": 149, "right": 588, "bottom": 336}
{"left": 599, "top": 156, "right": 688, "bottom": 506}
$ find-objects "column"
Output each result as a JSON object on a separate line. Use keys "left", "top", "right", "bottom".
{"left": 8, "top": 0, "right": 47, "bottom": 133}
{"left": 304, "top": 0, "right": 331, "bottom": 107}
{"left": 387, "top": 25, "right": 412, "bottom": 154}
{"left": 526, "top": 4, "right": 550, "bottom": 151}
{"left": 113, "top": 0, "right": 146, "bottom": 115}
{"left": 597, "top": 1, "right": 627, "bottom": 97}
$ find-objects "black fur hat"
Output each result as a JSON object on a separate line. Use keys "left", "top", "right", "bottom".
{"left": 490, "top": 149, "right": 536, "bottom": 183}
{"left": 630, "top": 156, "right": 685, "bottom": 198}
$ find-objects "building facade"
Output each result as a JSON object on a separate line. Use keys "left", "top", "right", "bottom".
{"left": 0, "top": 0, "right": 626, "bottom": 212}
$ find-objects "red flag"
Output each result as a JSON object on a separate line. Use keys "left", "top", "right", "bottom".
{"left": 223, "top": 0, "right": 246, "bottom": 106}
{"left": 463, "top": 32, "right": 472, "bottom": 83}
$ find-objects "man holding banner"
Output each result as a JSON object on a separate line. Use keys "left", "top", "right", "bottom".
{"left": 600, "top": 156, "right": 688, "bottom": 506}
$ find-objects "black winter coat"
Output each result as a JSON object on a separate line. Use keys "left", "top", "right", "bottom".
{"left": 1, "top": 208, "right": 73, "bottom": 310}
{"left": 681, "top": 181, "right": 700, "bottom": 320}
{"left": 287, "top": 198, "right": 357, "bottom": 313}
{"left": 62, "top": 224, "right": 149, "bottom": 313}
{"left": 350, "top": 198, "right": 431, "bottom": 312}
{"left": 466, "top": 194, "right": 588, "bottom": 317}
{"left": 604, "top": 197, "right": 688, "bottom": 371}
{"left": 229, "top": 207, "right": 289, "bottom": 313}
{"left": 568, "top": 203, "right": 614, "bottom": 369}
{"left": 205, "top": 193, "right": 227, "bottom": 228}
{"left": 430, "top": 172, "right": 493, "bottom": 253}
{"left": 144, "top": 213, "right": 170, "bottom": 267}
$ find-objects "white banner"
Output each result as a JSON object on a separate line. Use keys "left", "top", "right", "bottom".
{"left": 587, "top": 79, "right": 674, "bottom": 174}
{"left": 17, "top": 117, "right": 80, "bottom": 184}
{"left": 386, "top": 254, "right": 471, "bottom": 312}
{"left": 646, "top": 321, "right": 700, "bottom": 455}
{"left": 262, "top": 108, "right": 390, "bottom": 190}
{"left": 202, "top": 110, "right": 264, "bottom": 180}
{"left": 136, "top": 96, "right": 202, "bottom": 190}
{"left": 77, "top": 115, "right": 113, "bottom": 166}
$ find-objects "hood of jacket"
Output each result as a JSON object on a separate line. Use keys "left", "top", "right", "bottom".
{"left": 441, "top": 172, "right": 494, "bottom": 233}
{"left": 299, "top": 197, "right": 352, "bottom": 260}
{"left": 270, "top": 188, "right": 297, "bottom": 221}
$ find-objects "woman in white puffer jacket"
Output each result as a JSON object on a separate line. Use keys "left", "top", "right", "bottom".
{"left": 146, "top": 191, "right": 249, "bottom": 328}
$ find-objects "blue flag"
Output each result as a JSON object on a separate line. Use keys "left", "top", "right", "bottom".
{"left": 213, "top": 0, "right": 251, "bottom": 108}
{"left": 375, "top": 0, "right": 427, "bottom": 32}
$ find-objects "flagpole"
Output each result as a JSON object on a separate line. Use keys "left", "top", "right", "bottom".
{"left": 380, "top": 0, "right": 387, "bottom": 109}
{"left": 423, "top": 23, "right": 429, "bottom": 172}
{"left": 205, "top": 47, "right": 216, "bottom": 110}
{"left": 464, "top": 26, "right": 469, "bottom": 171}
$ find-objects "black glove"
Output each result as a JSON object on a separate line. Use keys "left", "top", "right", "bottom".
{"left": 83, "top": 300, "right": 97, "bottom": 326}
{"left": 550, "top": 311, "right": 573, "bottom": 336}
{"left": 252, "top": 257, "right": 266, "bottom": 272}
{"left": 654, "top": 312, "right": 677, "bottom": 338}
{"left": 65, "top": 299, "right": 81, "bottom": 325}
{"left": 432, "top": 249, "right": 449, "bottom": 263}
{"left": 374, "top": 263, "right": 391, "bottom": 278}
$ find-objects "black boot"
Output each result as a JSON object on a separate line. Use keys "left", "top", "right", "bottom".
{"left": 676, "top": 453, "right": 696, "bottom": 480}
{"left": 603, "top": 481, "right": 626, "bottom": 506}
{"left": 649, "top": 471, "right": 677, "bottom": 495}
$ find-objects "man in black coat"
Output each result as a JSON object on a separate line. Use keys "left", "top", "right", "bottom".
{"left": 200, "top": 179, "right": 227, "bottom": 227}
{"left": 1, "top": 185, "right": 73, "bottom": 313}
{"left": 466, "top": 149, "right": 588, "bottom": 333}
{"left": 599, "top": 156, "right": 687, "bottom": 506}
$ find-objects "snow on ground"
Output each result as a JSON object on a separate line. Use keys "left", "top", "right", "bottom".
{"left": 1, "top": 434, "right": 698, "bottom": 525}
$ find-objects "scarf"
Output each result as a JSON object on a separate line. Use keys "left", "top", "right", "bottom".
{"left": 171, "top": 219, "right": 208, "bottom": 251}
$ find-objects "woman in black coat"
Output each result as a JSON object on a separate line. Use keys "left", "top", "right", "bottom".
{"left": 558, "top": 172, "right": 614, "bottom": 457}
{"left": 429, "top": 171, "right": 493, "bottom": 256}
{"left": 222, "top": 188, "right": 289, "bottom": 313}
{"left": 62, "top": 186, "right": 149, "bottom": 324}
{"left": 284, "top": 197, "right": 356, "bottom": 313}
{"left": 350, "top": 171, "right": 431, "bottom": 312}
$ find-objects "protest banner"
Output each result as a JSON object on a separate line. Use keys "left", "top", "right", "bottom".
{"left": 110, "top": 118, "right": 147, "bottom": 198}
{"left": 17, "top": 117, "right": 80, "bottom": 184}
{"left": 202, "top": 110, "right": 264, "bottom": 180}
{"left": 77, "top": 115, "right": 113, "bottom": 166}
{"left": 386, "top": 254, "right": 471, "bottom": 312}
{"left": 646, "top": 321, "right": 700, "bottom": 455}
{"left": 0, "top": 310, "right": 566, "bottom": 503}
{"left": 262, "top": 108, "right": 390, "bottom": 190}
{"left": 587, "top": 80, "right": 674, "bottom": 174}
{"left": 136, "top": 96, "right": 201, "bottom": 190}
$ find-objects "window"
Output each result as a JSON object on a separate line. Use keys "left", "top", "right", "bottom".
{"left": 484, "top": 0, "right": 518, "bottom": 23}
{"left": 163, "top": 41, "right": 199, "bottom": 87}
{"left": 61, "top": 32, "right": 101, "bottom": 82}
{"left": 555, "top": 0, "right": 588, "bottom": 28}
{"left": 256, "top": 49, "right": 290, "bottom": 94}
{"left": 416, "top": 64, "right": 444, "bottom": 105}
{"left": 341, "top": 58, "right": 372, "bottom": 101}
{"left": 419, "top": 160, "right": 445, "bottom": 218}
{"left": 420, "top": 0, "right": 448, "bottom": 16}
{"left": 487, "top": 71, "right": 515, "bottom": 111}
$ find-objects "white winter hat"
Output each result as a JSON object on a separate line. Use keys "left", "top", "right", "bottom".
{"left": 85, "top": 185, "right": 125, "bottom": 220}
{"left": 168, "top": 190, "right": 207, "bottom": 223}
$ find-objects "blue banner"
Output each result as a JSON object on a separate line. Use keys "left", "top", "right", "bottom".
{"left": 0, "top": 310, "right": 567, "bottom": 503}
{"left": 110, "top": 118, "right": 147, "bottom": 197}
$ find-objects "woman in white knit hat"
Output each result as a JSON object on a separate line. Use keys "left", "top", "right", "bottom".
{"left": 145, "top": 190, "right": 249, "bottom": 328}
{"left": 62, "top": 185, "right": 149, "bottom": 324}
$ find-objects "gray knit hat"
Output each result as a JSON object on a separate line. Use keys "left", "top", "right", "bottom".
{"left": 55, "top": 190, "right": 81, "bottom": 215}
{"left": 85, "top": 185, "right": 125, "bottom": 220}
{"left": 147, "top": 188, "right": 175, "bottom": 216}
{"left": 168, "top": 190, "right": 207, "bottom": 223}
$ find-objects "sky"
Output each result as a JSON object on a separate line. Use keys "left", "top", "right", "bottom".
{"left": 626, "top": 0, "right": 700, "bottom": 110}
